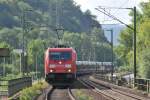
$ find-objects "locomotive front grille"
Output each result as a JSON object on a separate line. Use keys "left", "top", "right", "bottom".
{"left": 47, "top": 73, "right": 75, "bottom": 79}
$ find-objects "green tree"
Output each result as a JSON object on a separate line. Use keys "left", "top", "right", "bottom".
{"left": 27, "top": 39, "right": 45, "bottom": 76}
{"left": 138, "top": 48, "right": 150, "bottom": 78}
{"left": 115, "top": 1, "right": 150, "bottom": 78}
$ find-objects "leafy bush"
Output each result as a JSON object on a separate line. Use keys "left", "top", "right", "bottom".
{"left": 19, "top": 81, "right": 48, "bottom": 100}
{"left": 138, "top": 49, "right": 150, "bottom": 78}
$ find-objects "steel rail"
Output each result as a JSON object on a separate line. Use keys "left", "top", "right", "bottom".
{"left": 46, "top": 86, "right": 76, "bottom": 100}
{"left": 79, "top": 79, "right": 115, "bottom": 100}
{"left": 68, "top": 88, "right": 76, "bottom": 100}
{"left": 90, "top": 76, "right": 150, "bottom": 100}
{"left": 84, "top": 78, "right": 148, "bottom": 100}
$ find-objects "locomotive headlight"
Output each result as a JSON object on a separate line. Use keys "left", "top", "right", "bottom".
{"left": 49, "top": 64, "right": 56, "bottom": 68}
{"left": 49, "top": 69, "right": 54, "bottom": 73}
{"left": 65, "top": 64, "right": 71, "bottom": 68}
{"left": 50, "top": 69, "right": 54, "bottom": 72}
{"left": 68, "top": 69, "right": 71, "bottom": 72}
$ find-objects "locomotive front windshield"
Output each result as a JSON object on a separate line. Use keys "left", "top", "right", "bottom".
{"left": 50, "top": 52, "right": 71, "bottom": 60}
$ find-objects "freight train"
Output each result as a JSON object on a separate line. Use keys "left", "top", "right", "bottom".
{"left": 44, "top": 46, "right": 112, "bottom": 86}
{"left": 76, "top": 61, "right": 112, "bottom": 75}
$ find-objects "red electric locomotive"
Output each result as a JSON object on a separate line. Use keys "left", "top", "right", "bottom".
{"left": 45, "top": 46, "right": 77, "bottom": 86}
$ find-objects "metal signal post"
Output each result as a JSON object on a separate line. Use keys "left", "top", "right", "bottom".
{"left": 22, "top": 9, "right": 33, "bottom": 75}
{"left": 96, "top": 6, "right": 137, "bottom": 85}
{"left": 105, "top": 29, "right": 114, "bottom": 81}
{"left": 111, "top": 29, "right": 114, "bottom": 82}
{"left": 133, "top": 7, "right": 137, "bottom": 84}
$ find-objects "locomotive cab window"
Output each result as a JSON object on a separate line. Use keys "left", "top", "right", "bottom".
{"left": 49, "top": 52, "right": 71, "bottom": 60}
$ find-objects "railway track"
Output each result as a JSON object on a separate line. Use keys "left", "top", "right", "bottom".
{"left": 79, "top": 79, "right": 114, "bottom": 100}
{"left": 46, "top": 86, "right": 75, "bottom": 100}
{"left": 79, "top": 78, "right": 149, "bottom": 100}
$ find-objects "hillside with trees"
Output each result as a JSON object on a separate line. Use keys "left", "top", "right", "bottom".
{"left": 0, "top": 0, "right": 112, "bottom": 77}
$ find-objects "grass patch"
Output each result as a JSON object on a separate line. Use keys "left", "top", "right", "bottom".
{"left": 76, "top": 90, "right": 93, "bottom": 100}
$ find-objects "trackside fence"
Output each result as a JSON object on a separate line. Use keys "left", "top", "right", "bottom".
{"left": 135, "top": 78, "right": 150, "bottom": 93}
{"left": 94, "top": 74, "right": 150, "bottom": 93}
{"left": 0, "top": 77, "right": 32, "bottom": 98}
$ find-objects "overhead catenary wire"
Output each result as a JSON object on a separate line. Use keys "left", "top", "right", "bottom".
{"left": 112, "top": 0, "right": 130, "bottom": 15}
{"left": 95, "top": 7, "right": 133, "bottom": 30}
{"left": 99, "top": 0, "right": 131, "bottom": 24}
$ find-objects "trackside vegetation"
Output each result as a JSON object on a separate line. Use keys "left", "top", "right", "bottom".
{"left": 115, "top": 1, "right": 150, "bottom": 78}
{"left": 19, "top": 81, "right": 48, "bottom": 100}
{"left": 76, "top": 90, "right": 93, "bottom": 100}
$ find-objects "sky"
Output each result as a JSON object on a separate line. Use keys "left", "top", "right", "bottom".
{"left": 73, "top": 0, "right": 149, "bottom": 45}
{"left": 73, "top": 0, "right": 148, "bottom": 24}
